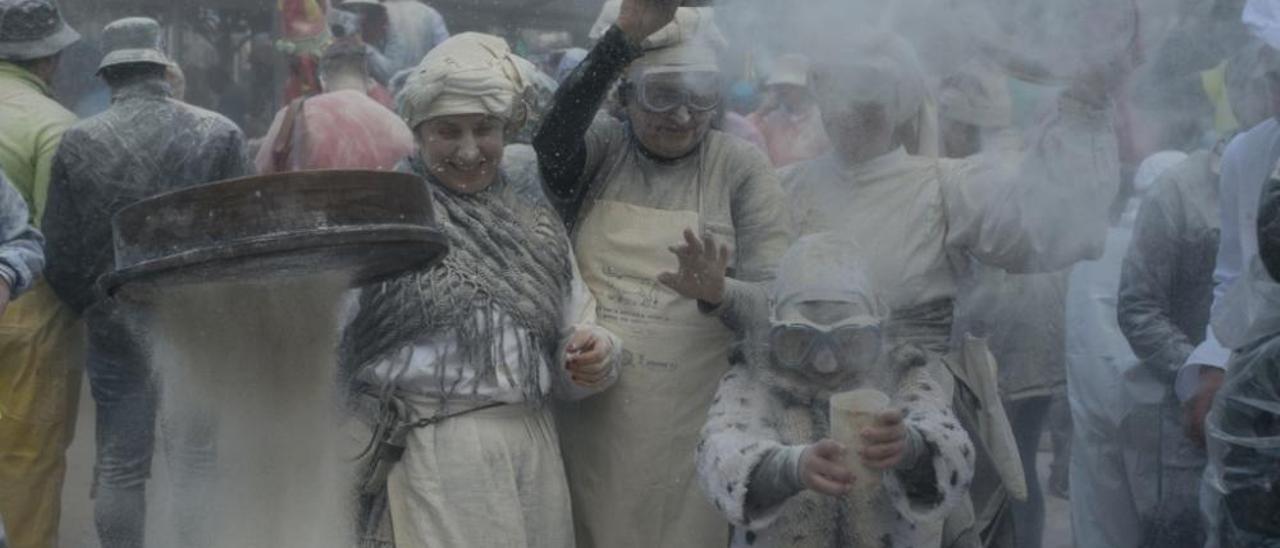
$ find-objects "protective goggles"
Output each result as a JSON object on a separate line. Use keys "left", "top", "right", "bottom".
{"left": 768, "top": 321, "right": 882, "bottom": 372}
{"left": 635, "top": 69, "right": 722, "bottom": 114}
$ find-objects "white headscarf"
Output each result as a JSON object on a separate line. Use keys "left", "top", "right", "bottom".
{"left": 397, "top": 32, "right": 528, "bottom": 130}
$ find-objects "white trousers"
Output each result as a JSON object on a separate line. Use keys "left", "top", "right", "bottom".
{"left": 386, "top": 401, "right": 574, "bottom": 548}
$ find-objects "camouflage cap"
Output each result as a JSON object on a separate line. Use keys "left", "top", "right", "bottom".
{"left": 97, "top": 17, "right": 170, "bottom": 73}
{"left": 0, "top": 0, "right": 79, "bottom": 61}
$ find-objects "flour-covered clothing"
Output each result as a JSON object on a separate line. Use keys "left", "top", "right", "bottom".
{"left": 40, "top": 74, "right": 249, "bottom": 548}
{"left": 343, "top": 146, "right": 619, "bottom": 548}
{"left": 0, "top": 169, "right": 42, "bottom": 297}
{"left": 44, "top": 77, "right": 250, "bottom": 351}
{"left": 1121, "top": 150, "right": 1221, "bottom": 382}
{"left": 785, "top": 96, "right": 1118, "bottom": 315}
{"left": 383, "top": 399, "right": 574, "bottom": 548}
{"left": 784, "top": 93, "right": 1117, "bottom": 547}
{"left": 534, "top": 25, "right": 792, "bottom": 548}
{"left": 697, "top": 348, "right": 974, "bottom": 548}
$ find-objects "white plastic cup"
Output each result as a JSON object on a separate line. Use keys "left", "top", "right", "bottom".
{"left": 829, "top": 388, "right": 891, "bottom": 491}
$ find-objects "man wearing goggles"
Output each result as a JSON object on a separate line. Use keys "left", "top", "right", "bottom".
{"left": 697, "top": 234, "right": 975, "bottom": 548}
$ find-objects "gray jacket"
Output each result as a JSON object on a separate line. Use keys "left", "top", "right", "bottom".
{"left": 43, "top": 76, "right": 250, "bottom": 357}
{"left": 0, "top": 168, "right": 44, "bottom": 296}
{"left": 1118, "top": 150, "right": 1220, "bottom": 381}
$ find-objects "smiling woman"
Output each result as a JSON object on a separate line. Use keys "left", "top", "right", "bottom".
{"left": 417, "top": 114, "right": 506, "bottom": 193}
{"left": 340, "top": 32, "right": 623, "bottom": 548}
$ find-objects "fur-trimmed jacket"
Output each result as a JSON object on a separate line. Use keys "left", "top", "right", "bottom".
{"left": 696, "top": 344, "right": 975, "bottom": 548}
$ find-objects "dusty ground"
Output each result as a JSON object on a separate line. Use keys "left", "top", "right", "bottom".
{"left": 56, "top": 381, "right": 1076, "bottom": 547}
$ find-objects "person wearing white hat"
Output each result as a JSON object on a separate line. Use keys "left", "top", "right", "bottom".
{"left": 0, "top": 1, "right": 79, "bottom": 546}
{"left": 532, "top": 1, "right": 791, "bottom": 546}
{"left": 41, "top": 16, "right": 252, "bottom": 548}
{"left": 746, "top": 53, "right": 832, "bottom": 168}
{"left": 341, "top": 32, "right": 621, "bottom": 548}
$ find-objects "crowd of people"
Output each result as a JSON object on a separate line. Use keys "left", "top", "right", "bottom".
{"left": 0, "top": 0, "right": 1278, "bottom": 547}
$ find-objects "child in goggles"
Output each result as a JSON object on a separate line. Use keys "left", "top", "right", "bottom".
{"left": 696, "top": 233, "right": 975, "bottom": 548}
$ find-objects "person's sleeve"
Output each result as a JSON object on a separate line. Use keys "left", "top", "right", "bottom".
{"left": 695, "top": 367, "right": 792, "bottom": 529}
{"left": 1178, "top": 138, "right": 1247, "bottom": 400}
{"left": 254, "top": 109, "right": 287, "bottom": 174}
{"left": 1117, "top": 183, "right": 1197, "bottom": 381}
{"left": 217, "top": 126, "right": 253, "bottom": 180}
{"left": 31, "top": 117, "right": 73, "bottom": 224}
{"left": 533, "top": 25, "right": 643, "bottom": 223}
{"left": 942, "top": 94, "right": 1120, "bottom": 273}
{"left": 882, "top": 363, "right": 976, "bottom": 521}
{"left": 700, "top": 151, "right": 793, "bottom": 331}
{"left": 366, "top": 46, "right": 395, "bottom": 85}
{"left": 551, "top": 248, "right": 621, "bottom": 401}
{"left": 0, "top": 171, "right": 42, "bottom": 297}
{"left": 40, "top": 143, "right": 95, "bottom": 312}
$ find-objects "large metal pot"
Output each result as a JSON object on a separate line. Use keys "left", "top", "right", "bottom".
{"left": 101, "top": 169, "right": 448, "bottom": 298}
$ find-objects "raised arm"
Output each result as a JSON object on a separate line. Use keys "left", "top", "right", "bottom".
{"left": 943, "top": 87, "right": 1120, "bottom": 274}
{"left": 532, "top": 0, "right": 676, "bottom": 221}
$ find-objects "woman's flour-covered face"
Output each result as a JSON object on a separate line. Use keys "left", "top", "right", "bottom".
{"left": 418, "top": 114, "right": 506, "bottom": 194}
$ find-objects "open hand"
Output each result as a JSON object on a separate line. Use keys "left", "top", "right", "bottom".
{"left": 860, "top": 409, "right": 908, "bottom": 470}
{"left": 657, "top": 228, "right": 729, "bottom": 306}
{"left": 800, "top": 439, "right": 854, "bottom": 497}
{"left": 616, "top": 0, "right": 681, "bottom": 43}
{"left": 565, "top": 327, "right": 613, "bottom": 388}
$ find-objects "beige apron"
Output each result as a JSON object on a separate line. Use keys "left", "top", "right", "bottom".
{"left": 559, "top": 165, "right": 733, "bottom": 547}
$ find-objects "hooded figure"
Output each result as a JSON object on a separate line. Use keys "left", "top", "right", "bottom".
{"left": 532, "top": 2, "right": 792, "bottom": 546}
{"left": 785, "top": 27, "right": 1120, "bottom": 548}
{"left": 1200, "top": 175, "right": 1280, "bottom": 548}
{"left": 697, "top": 234, "right": 975, "bottom": 548}
{"left": 341, "top": 32, "right": 621, "bottom": 548}
{"left": 42, "top": 17, "right": 251, "bottom": 548}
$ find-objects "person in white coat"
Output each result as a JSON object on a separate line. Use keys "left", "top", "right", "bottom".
{"left": 783, "top": 31, "right": 1122, "bottom": 547}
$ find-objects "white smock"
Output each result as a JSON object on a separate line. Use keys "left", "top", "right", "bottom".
{"left": 557, "top": 118, "right": 792, "bottom": 548}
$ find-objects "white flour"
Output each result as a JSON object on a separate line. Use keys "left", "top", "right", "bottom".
{"left": 147, "top": 274, "right": 353, "bottom": 548}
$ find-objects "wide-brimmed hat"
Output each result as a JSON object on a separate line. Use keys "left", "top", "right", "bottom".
{"left": 97, "top": 17, "right": 170, "bottom": 73}
{"left": 0, "top": 0, "right": 79, "bottom": 61}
